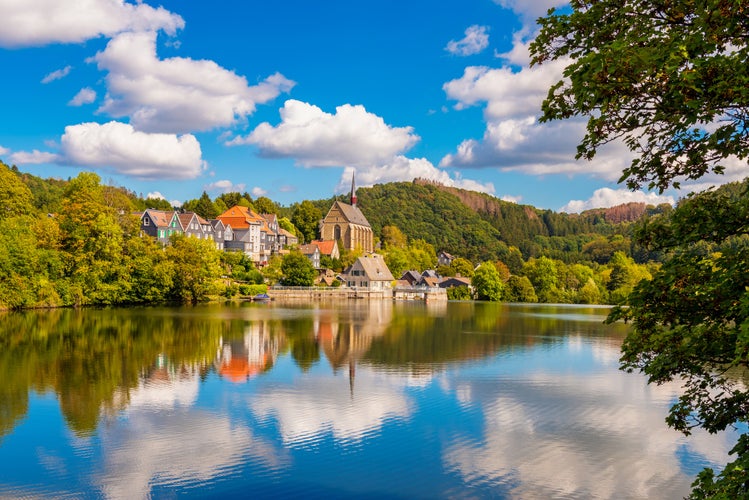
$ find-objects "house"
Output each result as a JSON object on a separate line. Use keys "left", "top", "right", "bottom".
{"left": 437, "top": 251, "right": 455, "bottom": 267}
{"left": 310, "top": 239, "right": 340, "bottom": 260}
{"left": 140, "top": 209, "right": 182, "bottom": 244}
{"left": 210, "top": 219, "right": 228, "bottom": 250}
{"left": 279, "top": 227, "right": 298, "bottom": 247}
{"left": 319, "top": 173, "right": 374, "bottom": 253}
{"left": 341, "top": 254, "right": 394, "bottom": 291}
{"left": 400, "top": 270, "right": 422, "bottom": 286}
{"left": 217, "top": 206, "right": 265, "bottom": 261}
{"left": 438, "top": 276, "right": 472, "bottom": 290}
{"left": 178, "top": 212, "right": 204, "bottom": 239}
{"left": 298, "top": 243, "right": 321, "bottom": 269}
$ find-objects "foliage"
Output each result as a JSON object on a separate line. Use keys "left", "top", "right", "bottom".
{"left": 291, "top": 200, "right": 322, "bottom": 243}
{"left": 472, "top": 262, "right": 504, "bottom": 301}
{"left": 281, "top": 251, "right": 316, "bottom": 286}
{"left": 381, "top": 225, "right": 407, "bottom": 249}
{"left": 238, "top": 284, "right": 267, "bottom": 296}
{"left": 446, "top": 285, "right": 472, "bottom": 301}
{"left": 532, "top": 0, "right": 749, "bottom": 490}
{"left": 278, "top": 216, "right": 297, "bottom": 236}
{"left": 165, "top": 234, "right": 223, "bottom": 304}
{"left": 531, "top": 1, "right": 749, "bottom": 192}
{"left": 254, "top": 196, "right": 280, "bottom": 215}
{"left": 0, "top": 162, "right": 35, "bottom": 219}
{"left": 505, "top": 275, "right": 538, "bottom": 303}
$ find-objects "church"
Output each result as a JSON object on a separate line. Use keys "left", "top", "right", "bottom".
{"left": 319, "top": 174, "right": 374, "bottom": 253}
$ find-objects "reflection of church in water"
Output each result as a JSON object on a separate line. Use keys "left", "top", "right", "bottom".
{"left": 216, "top": 322, "right": 279, "bottom": 383}
{"left": 315, "top": 301, "right": 393, "bottom": 395}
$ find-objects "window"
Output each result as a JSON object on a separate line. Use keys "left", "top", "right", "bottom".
{"left": 143, "top": 218, "right": 150, "bottom": 226}
{"left": 159, "top": 230, "right": 165, "bottom": 238}
{"left": 334, "top": 224, "right": 341, "bottom": 241}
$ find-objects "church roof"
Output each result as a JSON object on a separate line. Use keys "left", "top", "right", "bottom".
{"left": 331, "top": 201, "right": 370, "bottom": 227}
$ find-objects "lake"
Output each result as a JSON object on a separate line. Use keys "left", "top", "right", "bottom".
{"left": 0, "top": 301, "right": 738, "bottom": 499}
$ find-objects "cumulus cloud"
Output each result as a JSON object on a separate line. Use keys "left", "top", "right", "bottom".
{"left": 41, "top": 65, "right": 72, "bottom": 84}
{"left": 446, "top": 25, "right": 490, "bottom": 56}
{"left": 251, "top": 186, "right": 268, "bottom": 197}
{"left": 146, "top": 191, "right": 165, "bottom": 200}
{"left": 9, "top": 150, "right": 59, "bottom": 164}
{"left": 0, "top": 0, "right": 184, "bottom": 48}
{"left": 335, "top": 159, "right": 495, "bottom": 196}
{"left": 205, "top": 180, "right": 246, "bottom": 194}
{"left": 560, "top": 188, "right": 675, "bottom": 213}
{"left": 492, "top": 0, "right": 568, "bottom": 24}
{"left": 440, "top": 53, "right": 634, "bottom": 181}
{"left": 60, "top": 121, "right": 205, "bottom": 179}
{"left": 231, "top": 99, "right": 419, "bottom": 167}
{"left": 94, "top": 31, "right": 295, "bottom": 133}
{"left": 69, "top": 87, "right": 97, "bottom": 106}
{"left": 0, "top": 145, "right": 9, "bottom": 156}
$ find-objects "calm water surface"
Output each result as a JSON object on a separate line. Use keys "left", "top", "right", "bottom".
{"left": 0, "top": 301, "right": 738, "bottom": 499}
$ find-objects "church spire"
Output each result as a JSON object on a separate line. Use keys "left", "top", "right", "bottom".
{"left": 350, "top": 171, "right": 357, "bottom": 207}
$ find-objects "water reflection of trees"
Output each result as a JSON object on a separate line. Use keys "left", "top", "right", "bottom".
{"left": 0, "top": 302, "right": 631, "bottom": 440}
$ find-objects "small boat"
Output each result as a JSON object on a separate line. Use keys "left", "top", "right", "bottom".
{"left": 253, "top": 293, "right": 271, "bottom": 302}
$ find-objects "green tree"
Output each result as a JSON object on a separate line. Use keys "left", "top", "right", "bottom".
{"left": 254, "top": 196, "right": 279, "bottom": 215}
{"left": 533, "top": 3, "right": 749, "bottom": 496}
{"left": 522, "top": 256, "right": 558, "bottom": 303}
{"left": 291, "top": 200, "right": 321, "bottom": 243}
{"left": 472, "top": 262, "right": 504, "bottom": 301}
{"left": 0, "top": 162, "right": 35, "bottom": 220}
{"left": 278, "top": 217, "right": 297, "bottom": 236}
{"left": 194, "top": 191, "right": 219, "bottom": 219}
{"left": 505, "top": 275, "right": 537, "bottom": 303}
{"left": 450, "top": 257, "right": 474, "bottom": 278}
{"left": 381, "top": 225, "right": 407, "bottom": 249}
{"left": 531, "top": 1, "right": 749, "bottom": 192}
{"left": 281, "top": 251, "right": 316, "bottom": 286}
{"left": 165, "top": 234, "right": 222, "bottom": 304}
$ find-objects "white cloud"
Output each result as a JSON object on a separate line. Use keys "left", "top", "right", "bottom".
{"left": 9, "top": 150, "right": 59, "bottom": 164}
{"left": 446, "top": 25, "right": 490, "bottom": 56}
{"left": 675, "top": 156, "right": 749, "bottom": 194}
{"left": 41, "top": 65, "right": 72, "bottom": 84}
{"left": 441, "top": 51, "right": 635, "bottom": 182}
{"left": 501, "top": 194, "right": 522, "bottom": 203}
{"left": 251, "top": 186, "right": 267, "bottom": 197}
{"left": 205, "top": 180, "right": 246, "bottom": 194}
{"left": 492, "top": 0, "right": 568, "bottom": 24}
{"left": 0, "top": 145, "right": 9, "bottom": 156}
{"left": 560, "top": 188, "right": 675, "bottom": 213}
{"left": 146, "top": 191, "right": 165, "bottom": 200}
{"left": 232, "top": 100, "right": 419, "bottom": 168}
{"left": 69, "top": 87, "right": 97, "bottom": 106}
{"left": 0, "top": 0, "right": 184, "bottom": 47}
{"left": 336, "top": 159, "right": 495, "bottom": 195}
{"left": 94, "top": 31, "right": 294, "bottom": 133}
{"left": 60, "top": 121, "right": 205, "bottom": 179}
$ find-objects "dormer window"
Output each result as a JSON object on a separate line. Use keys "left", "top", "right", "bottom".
{"left": 143, "top": 218, "right": 150, "bottom": 226}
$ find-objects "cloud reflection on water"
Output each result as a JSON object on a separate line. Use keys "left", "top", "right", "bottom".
{"left": 442, "top": 338, "right": 736, "bottom": 499}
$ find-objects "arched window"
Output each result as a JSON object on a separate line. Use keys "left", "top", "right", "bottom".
{"left": 334, "top": 224, "right": 341, "bottom": 241}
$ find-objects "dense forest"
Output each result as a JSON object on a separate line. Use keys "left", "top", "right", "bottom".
{"left": 0, "top": 159, "right": 673, "bottom": 309}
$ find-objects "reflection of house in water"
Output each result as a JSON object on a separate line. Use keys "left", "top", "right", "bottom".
{"left": 216, "top": 322, "right": 279, "bottom": 383}
{"left": 314, "top": 301, "right": 393, "bottom": 395}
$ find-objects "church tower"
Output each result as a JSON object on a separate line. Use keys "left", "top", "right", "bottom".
{"left": 350, "top": 172, "right": 357, "bottom": 207}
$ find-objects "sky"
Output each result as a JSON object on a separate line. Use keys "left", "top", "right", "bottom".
{"left": 0, "top": 0, "right": 746, "bottom": 212}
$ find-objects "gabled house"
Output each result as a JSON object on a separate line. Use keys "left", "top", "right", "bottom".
{"left": 437, "top": 251, "right": 455, "bottom": 267}
{"left": 299, "top": 243, "right": 321, "bottom": 269}
{"left": 310, "top": 239, "right": 340, "bottom": 260}
{"left": 400, "top": 270, "right": 422, "bottom": 286}
{"left": 341, "top": 254, "right": 394, "bottom": 291}
{"left": 140, "top": 209, "right": 182, "bottom": 244}
{"left": 178, "top": 212, "right": 205, "bottom": 239}
{"left": 279, "top": 227, "right": 298, "bottom": 247}
{"left": 217, "top": 206, "right": 264, "bottom": 261}
{"left": 210, "top": 219, "right": 227, "bottom": 250}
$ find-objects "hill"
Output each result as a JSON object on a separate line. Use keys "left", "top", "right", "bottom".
{"left": 353, "top": 179, "right": 644, "bottom": 264}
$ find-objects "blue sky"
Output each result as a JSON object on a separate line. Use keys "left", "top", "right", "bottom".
{"left": 0, "top": 1, "right": 745, "bottom": 211}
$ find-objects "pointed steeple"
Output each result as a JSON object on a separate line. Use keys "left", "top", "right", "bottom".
{"left": 350, "top": 171, "right": 358, "bottom": 207}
